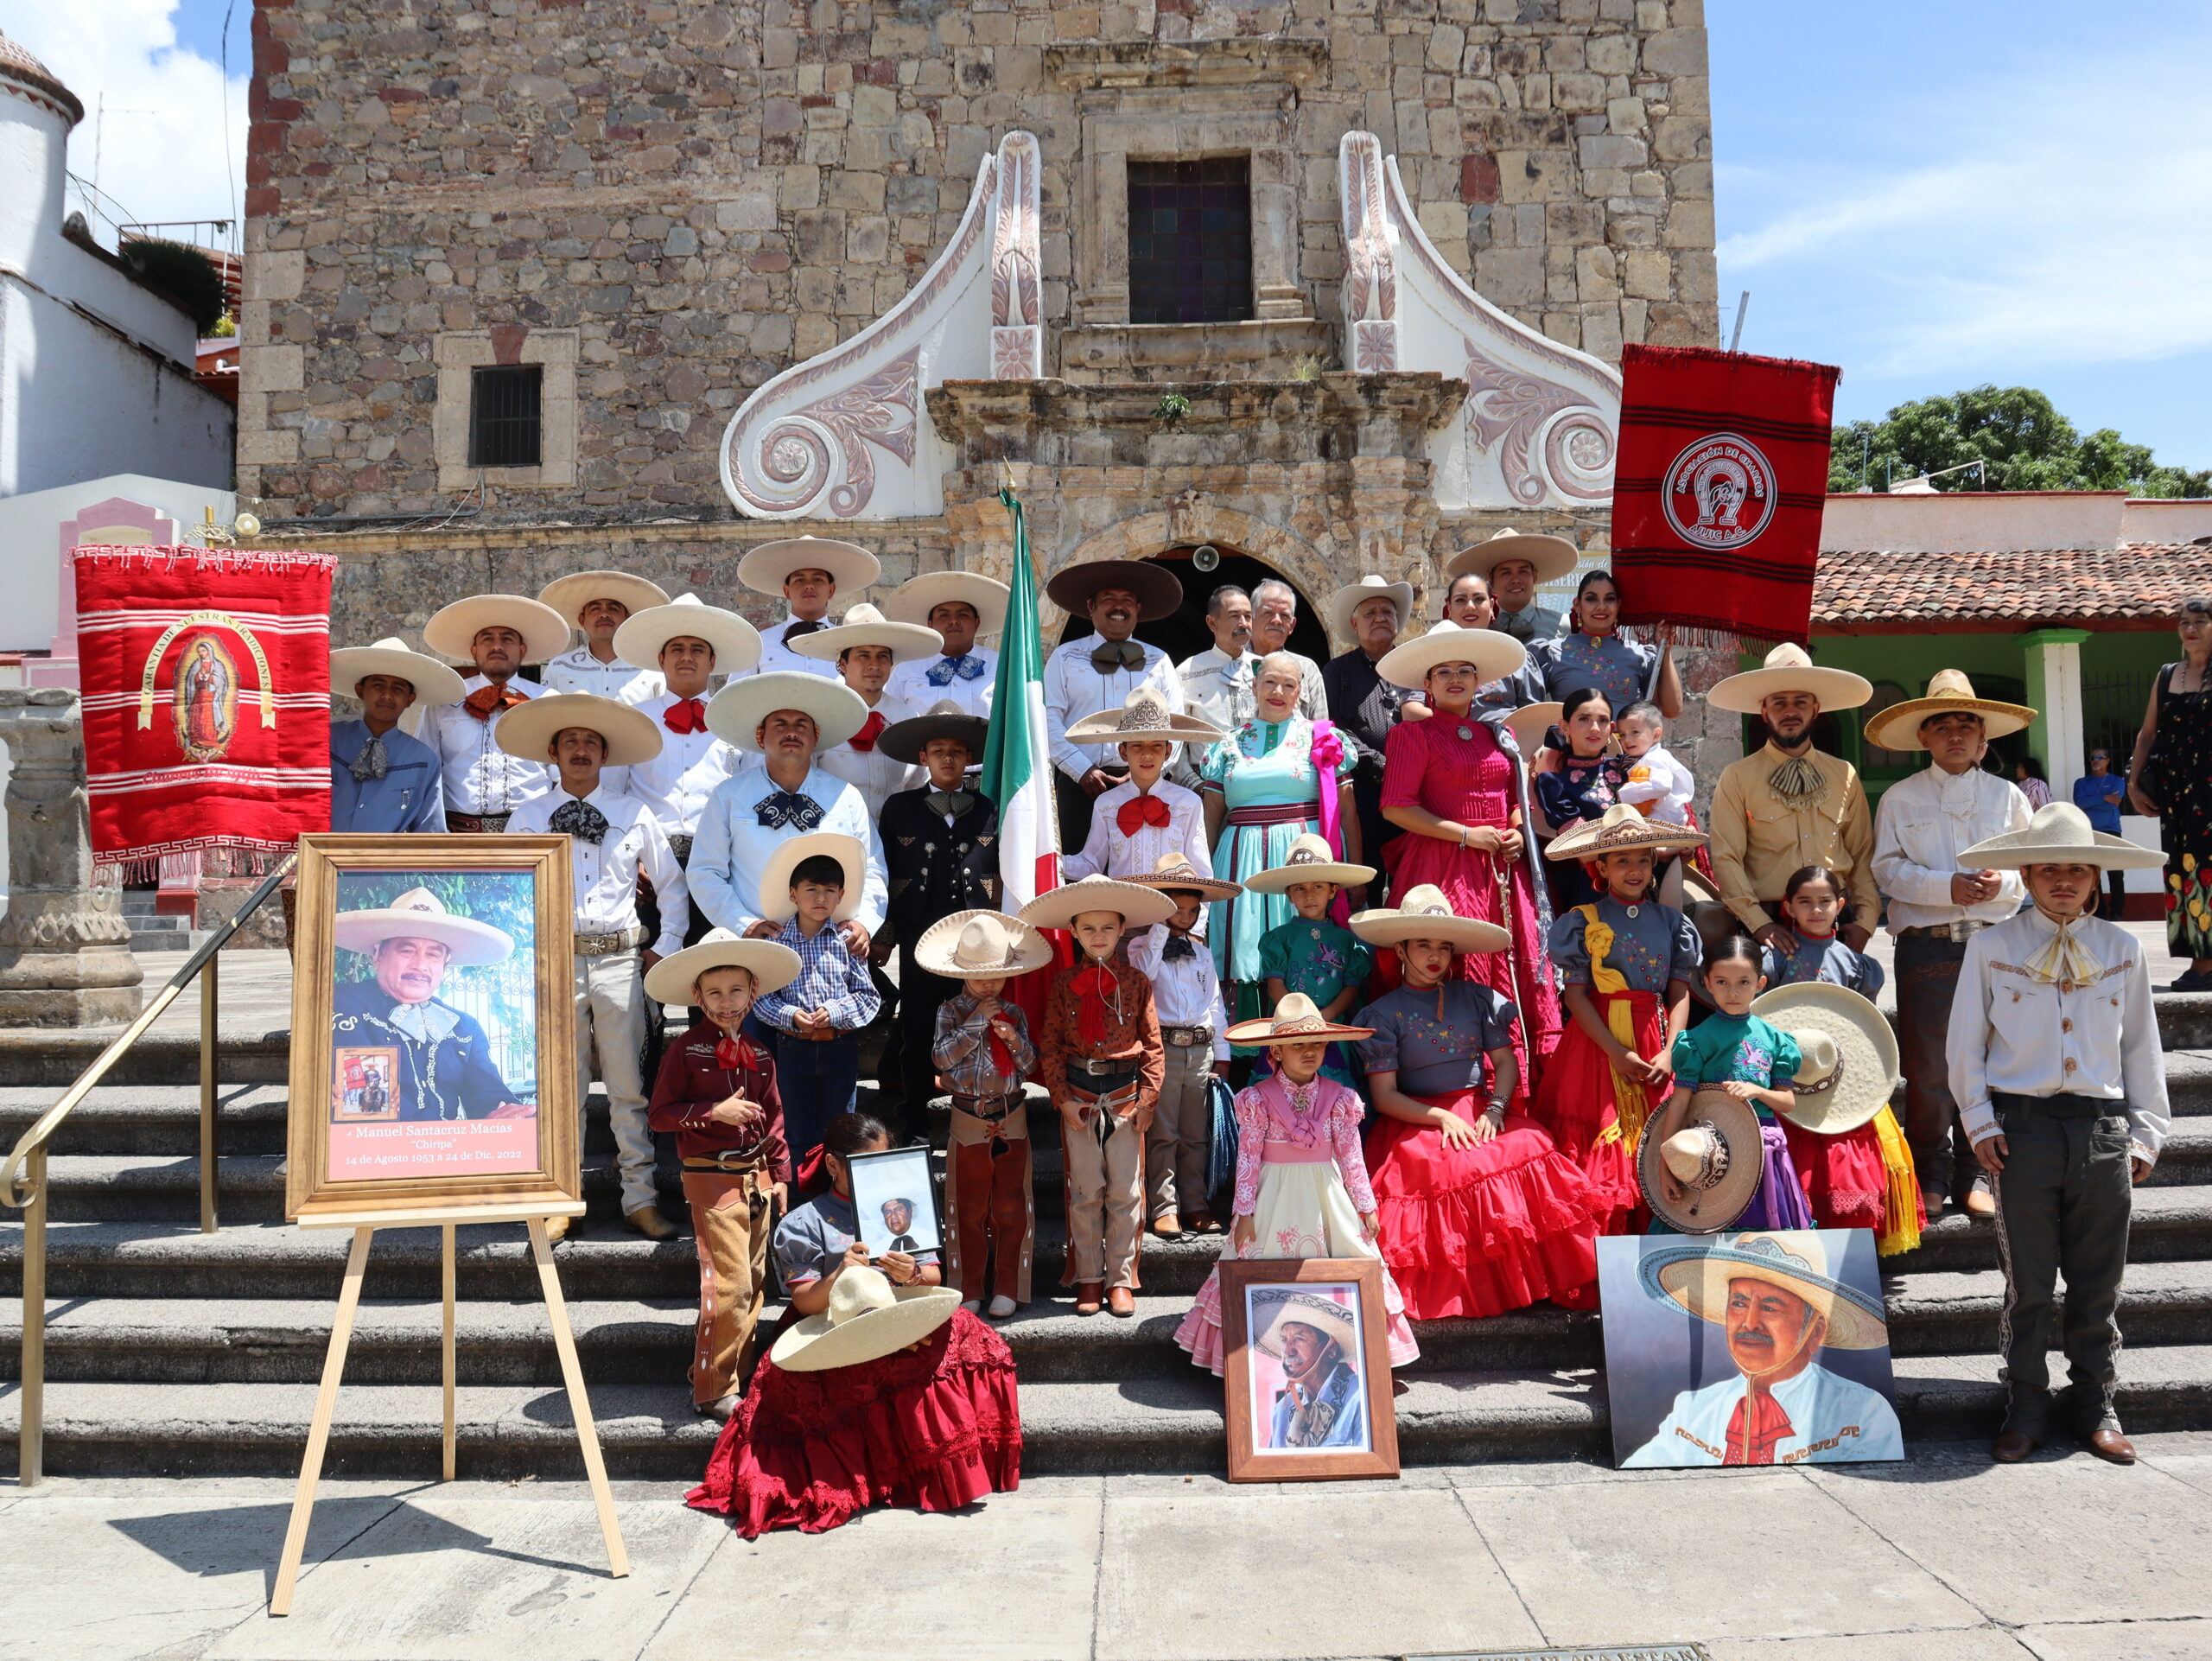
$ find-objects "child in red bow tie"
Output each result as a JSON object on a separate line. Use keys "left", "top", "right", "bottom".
{"left": 1062, "top": 725, "right": 1217, "bottom": 885}
{"left": 645, "top": 932, "right": 806, "bottom": 1421}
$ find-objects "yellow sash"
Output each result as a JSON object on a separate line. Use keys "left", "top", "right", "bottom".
{"left": 1578, "top": 905, "right": 1653, "bottom": 1153}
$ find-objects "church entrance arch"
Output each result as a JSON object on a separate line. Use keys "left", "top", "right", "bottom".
{"left": 1052, "top": 543, "right": 1332, "bottom": 670}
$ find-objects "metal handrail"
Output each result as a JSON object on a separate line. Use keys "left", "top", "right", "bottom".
{"left": 3, "top": 851, "right": 296, "bottom": 1486}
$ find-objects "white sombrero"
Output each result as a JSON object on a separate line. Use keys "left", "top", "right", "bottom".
{"left": 332, "top": 885, "right": 515, "bottom": 966}
{"left": 493, "top": 692, "right": 664, "bottom": 767}
{"left": 1639, "top": 1231, "right": 1890, "bottom": 1350}
{"left": 1328, "top": 574, "right": 1415, "bottom": 642}
{"left": 1707, "top": 642, "right": 1873, "bottom": 715}
{"left": 1128, "top": 850, "right": 1243, "bottom": 903}
{"left": 643, "top": 929, "right": 803, "bottom": 1007}
{"left": 706, "top": 671, "right": 869, "bottom": 753}
{"left": 1349, "top": 883, "right": 1510, "bottom": 955}
{"left": 912, "top": 909, "right": 1055, "bottom": 982}
{"left": 329, "top": 637, "right": 466, "bottom": 707}
{"left": 758, "top": 830, "right": 867, "bottom": 923}
{"left": 1545, "top": 802, "right": 1708, "bottom": 862}
{"left": 737, "top": 535, "right": 881, "bottom": 598}
{"left": 1444, "top": 527, "right": 1581, "bottom": 585}
{"left": 1223, "top": 991, "right": 1375, "bottom": 1047}
{"left": 1863, "top": 668, "right": 2039, "bottom": 754}
{"left": 787, "top": 601, "right": 943, "bottom": 665}
{"left": 1503, "top": 701, "right": 1563, "bottom": 759}
{"left": 1249, "top": 1287, "right": 1360, "bottom": 1359}
{"left": 535, "top": 570, "right": 671, "bottom": 625}
{"left": 1240, "top": 830, "right": 1375, "bottom": 894}
{"left": 1375, "top": 620, "right": 1528, "bottom": 691}
{"left": 1637, "top": 1089, "right": 1764, "bottom": 1235}
{"left": 1752, "top": 983, "right": 1900, "bottom": 1137}
{"left": 1019, "top": 874, "right": 1175, "bottom": 933}
{"left": 882, "top": 571, "right": 1009, "bottom": 637}
{"left": 1063, "top": 686, "right": 1225, "bottom": 747}
{"left": 769, "top": 1263, "right": 963, "bottom": 1372}
{"left": 422, "top": 594, "right": 572, "bottom": 665}
{"left": 611, "top": 593, "right": 763, "bottom": 675}
{"left": 1956, "top": 800, "right": 2168, "bottom": 871}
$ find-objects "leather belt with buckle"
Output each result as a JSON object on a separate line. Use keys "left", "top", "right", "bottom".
{"left": 575, "top": 924, "right": 648, "bottom": 957}
{"left": 1902, "top": 920, "right": 1993, "bottom": 943}
{"left": 447, "top": 811, "right": 512, "bottom": 833}
{"left": 953, "top": 1093, "right": 1021, "bottom": 1120}
{"left": 1070, "top": 1056, "right": 1136, "bottom": 1075}
{"left": 1164, "top": 1025, "right": 1212, "bottom": 1047}
{"left": 683, "top": 1151, "right": 765, "bottom": 1172}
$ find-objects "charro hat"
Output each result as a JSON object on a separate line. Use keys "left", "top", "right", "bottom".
{"left": 736, "top": 535, "right": 881, "bottom": 597}
{"left": 1955, "top": 799, "right": 2168, "bottom": 872}
{"left": 1863, "top": 669, "right": 2039, "bottom": 754}
{"left": 1240, "top": 831, "right": 1375, "bottom": 894}
{"left": 1128, "top": 850, "right": 1243, "bottom": 903}
{"left": 1375, "top": 620, "right": 1529, "bottom": 691}
{"left": 1250, "top": 1287, "right": 1360, "bottom": 1359}
{"left": 422, "top": 594, "right": 572, "bottom": 665}
{"left": 611, "top": 593, "right": 764, "bottom": 676}
{"left": 1349, "top": 883, "right": 1510, "bottom": 956}
{"left": 1044, "top": 558, "right": 1182, "bottom": 622}
{"left": 1640, "top": 1230, "right": 1890, "bottom": 1350}
{"left": 1752, "top": 983, "right": 1901, "bottom": 1137}
{"left": 1545, "top": 802, "right": 1708, "bottom": 862}
{"left": 1328, "top": 574, "right": 1415, "bottom": 642}
{"left": 535, "top": 570, "right": 671, "bottom": 625}
{"left": 757, "top": 830, "right": 867, "bottom": 923}
{"left": 329, "top": 637, "right": 466, "bottom": 707}
{"left": 787, "top": 601, "right": 944, "bottom": 666}
{"left": 882, "top": 570, "right": 1009, "bottom": 637}
{"left": 332, "top": 885, "right": 515, "bottom": 966}
{"left": 493, "top": 692, "right": 664, "bottom": 767}
{"left": 912, "top": 909, "right": 1055, "bottom": 982}
{"left": 878, "top": 697, "right": 990, "bottom": 765}
{"left": 705, "top": 671, "right": 869, "bottom": 754}
{"left": 643, "top": 929, "right": 803, "bottom": 1007}
{"left": 1223, "top": 991, "right": 1375, "bottom": 1047}
{"left": 1637, "top": 1088, "right": 1764, "bottom": 1235}
{"left": 1502, "top": 701, "right": 1562, "bottom": 760}
{"left": 1064, "top": 686, "right": 1226, "bottom": 747}
{"left": 1018, "top": 873, "right": 1175, "bottom": 933}
{"left": 1444, "top": 526, "right": 1581, "bottom": 585}
{"left": 1707, "top": 642, "right": 1873, "bottom": 715}
{"left": 768, "top": 1263, "right": 963, "bottom": 1372}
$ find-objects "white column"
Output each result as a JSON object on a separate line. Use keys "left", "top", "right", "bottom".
{"left": 2023, "top": 628, "right": 2090, "bottom": 800}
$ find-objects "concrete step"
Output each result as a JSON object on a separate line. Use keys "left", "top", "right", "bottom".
{"left": 1888, "top": 1182, "right": 2212, "bottom": 1273}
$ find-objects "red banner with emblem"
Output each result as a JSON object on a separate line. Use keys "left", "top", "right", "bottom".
{"left": 74, "top": 545, "right": 335, "bottom": 875}
{"left": 1610, "top": 344, "right": 1840, "bottom": 647}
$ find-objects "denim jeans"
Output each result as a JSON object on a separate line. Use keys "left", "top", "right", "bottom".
{"left": 772, "top": 1027, "right": 863, "bottom": 1168}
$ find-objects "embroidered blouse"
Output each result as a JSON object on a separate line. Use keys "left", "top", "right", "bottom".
{"left": 1669, "top": 1012, "right": 1802, "bottom": 1122}
{"left": 1535, "top": 752, "right": 1630, "bottom": 834}
{"left": 1353, "top": 981, "right": 1519, "bottom": 1097}
{"left": 1548, "top": 897, "right": 1700, "bottom": 994}
{"left": 1761, "top": 931, "right": 1885, "bottom": 1000}
{"left": 1230, "top": 1072, "right": 1378, "bottom": 1219}
{"left": 1259, "top": 917, "right": 1373, "bottom": 1006}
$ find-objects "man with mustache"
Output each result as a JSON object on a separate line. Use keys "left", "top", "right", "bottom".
{"left": 1043, "top": 559, "right": 1188, "bottom": 851}
{"left": 1255, "top": 1293, "right": 1368, "bottom": 1451}
{"left": 1446, "top": 528, "right": 1579, "bottom": 644}
{"left": 736, "top": 535, "right": 883, "bottom": 679}
{"left": 330, "top": 888, "right": 522, "bottom": 1123}
{"left": 416, "top": 594, "right": 571, "bottom": 832}
{"left": 1177, "top": 584, "right": 1259, "bottom": 740}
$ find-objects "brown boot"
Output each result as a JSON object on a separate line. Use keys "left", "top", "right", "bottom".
{"left": 625, "top": 1205, "right": 679, "bottom": 1240}
{"left": 1189, "top": 1210, "right": 1218, "bottom": 1235}
{"left": 1152, "top": 1212, "right": 1184, "bottom": 1239}
{"left": 1108, "top": 1286, "right": 1136, "bottom": 1318}
{"left": 1075, "top": 1282, "right": 1104, "bottom": 1316}
{"left": 542, "top": 1214, "right": 571, "bottom": 1244}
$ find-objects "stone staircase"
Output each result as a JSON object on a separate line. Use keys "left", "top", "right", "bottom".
{"left": 118, "top": 888, "right": 211, "bottom": 955}
{"left": 3, "top": 1000, "right": 2210, "bottom": 1480}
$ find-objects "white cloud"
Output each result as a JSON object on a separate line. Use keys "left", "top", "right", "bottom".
{"left": 0, "top": 0, "right": 245, "bottom": 248}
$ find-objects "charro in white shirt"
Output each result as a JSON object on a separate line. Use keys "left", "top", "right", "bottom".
{"left": 1128, "top": 922, "right": 1231, "bottom": 1060}
{"left": 417, "top": 675, "right": 555, "bottom": 818}
{"left": 1063, "top": 778, "right": 1212, "bottom": 883}
{"left": 1042, "top": 636, "right": 1185, "bottom": 782}
{"left": 540, "top": 646, "right": 664, "bottom": 704}
{"left": 815, "top": 686, "right": 926, "bottom": 820}
{"left": 1872, "top": 764, "right": 2034, "bottom": 933}
{"left": 507, "top": 784, "right": 690, "bottom": 958}
{"left": 885, "top": 646, "right": 998, "bottom": 718}
{"left": 688, "top": 764, "right": 888, "bottom": 937}
{"left": 753, "top": 617, "right": 843, "bottom": 679}
{"left": 625, "top": 692, "right": 744, "bottom": 839}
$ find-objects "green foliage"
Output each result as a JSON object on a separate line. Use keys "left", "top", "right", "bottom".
{"left": 120, "top": 238, "right": 228, "bottom": 334}
{"left": 211, "top": 312, "right": 236, "bottom": 338}
{"left": 1154, "top": 391, "right": 1192, "bottom": 425}
{"left": 1829, "top": 385, "right": 2210, "bottom": 498}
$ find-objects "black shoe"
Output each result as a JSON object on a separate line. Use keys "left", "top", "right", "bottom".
{"left": 2170, "top": 968, "right": 2212, "bottom": 993}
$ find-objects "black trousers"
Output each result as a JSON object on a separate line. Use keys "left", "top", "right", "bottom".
{"left": 1993, "top": 1092, "right": 2135, "bottom": 1436}
{"left": 1896, "top": 932, "right": 1976, "bottom": 1200}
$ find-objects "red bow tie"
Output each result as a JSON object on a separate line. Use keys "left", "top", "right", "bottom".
{"left": 1724, "top": 1388, "right": 1796, "bottom": 1466}
{"left": 664, "top": 697, "right": 708, "bottom": 735}
{"left": 715, "top": 1034, "right": 767, "bottom": 1072}
{"left": 1117, "top": 793, "right": 1172, "bottom": 836}
{"left": 461, "top": 683, "right": 528, "bottom": 722}
{"left": 848, "top": 710, "right": 888, "bottom": 753}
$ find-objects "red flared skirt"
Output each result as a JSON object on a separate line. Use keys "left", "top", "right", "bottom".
{"left": 1783, "top": 1118, "right": 1890, "bottom": 1233}
{"left": 687, "top": 1309, "right": 1022, "bottom": 1538}
{"left": 1532, "top": 990, "right": 1670, "bottom": 1237}
{"left": 1363, "top": 1090, "right": 1603, "bottom": 1320}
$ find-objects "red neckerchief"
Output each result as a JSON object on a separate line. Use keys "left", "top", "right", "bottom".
{"left": 715, "top": 1034, "right": 768, "bottom": 1072}
{"left": 1073, "top": 963, "right": 1119, "bottom": 1049}
{"left": 1117, "top": 793, "right": 1171, "bottom": 836}
{"left": 848, "top": 710, "right": 888, "bottom": 753}
{"left": 986, "top": 1020, "right": 1015, "bottom": 1077}
{"left": 664, "top": 697, "right": 708, "bottom": 735}
{"left": 462, "top": 683, "right": 527, "bottom": 722}
{"left": 1724, "top": 1387, "right": 1794, "bottom": 1466}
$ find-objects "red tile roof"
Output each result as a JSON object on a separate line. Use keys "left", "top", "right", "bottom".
{"left": 1812, "top": 543, "right": 2212, "bottom": 633}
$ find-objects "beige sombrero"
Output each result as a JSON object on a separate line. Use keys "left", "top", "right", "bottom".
{"left": 706, "top": 671, "right": 869, "bottom": 753}
{"left": 1707, "top": 642, "right": 1873, "bottom": 715}
{"left": 536, "top": 570, "right": 671, "bottom": 625}
{"left": 329, "top": 638, "right": 466, "bottom": 707}
{"left": 643, "top": 929, "right": 803, "bottom": 1007}
{"left": 1128, "top": 850, "right": 1243, "bottom": 903}
{"left": 1376, "top": 620, "right": 1529, "bottom": 691}
{"left": 1044, "top": 557, "right": 1182, "bottom": 622}
{"left": 611, "top": 593, "right": 763, "bottom": 675}
{"left": 1956, "top": 800, "right": 2168, "bottom": 871}
{"left": 878, "top": 697, "right": 990, "bottom": 765}
{"left": 1863, "top": 669, "right": 2039, "bottom": 754}
{"left": 737, "top": 535, "right": 881, "bottom": 598}
{"left": 1019, "top": 873, "right": 1175, "bottom": 933}
{"left": 1349, "top": 882, "right": 1511, "bottom": 956}
{"left": 493, "top": 692, "right": 664, "bottom": 767}
{"left": 769, "top": 1263, "right": 963, "bottom": 1372}
{"left": 1444, "top": 527, "right": 1581, "bottom": 585}
{"left": 1545, "top": 802, "right": 1708, "bottom": 862}
{"left": 1223, "top": 991, "right": 1375, "bottom": 1047}
{"left": 913, "top": 909, "right": 1055, "bottom": 982}
{"left": 1328, "top": 574, "right": 1415, "bottom": 642}
{"left": 1637, "top": 1089, "right": 1764, "bottom": 1235}
{"left": 1064, "top": 686, "right": 1226, "bottom": 748}
{"left": 787, "top": 601, "right": 943, "bottom": 665}
{"left": 1752, "top": 983, "right": 1900, "bottom": 1137}
{"left": 883, "top": 571, "right": 1009, "bottom": 638}
{"left": 1503, "top": 701, "right": 1562, "bottom": 759}
{"left": 332, "top": 886, "right": 515, "bottom": 965}
{"left": 1641, "top": 1231, "right": 1891, "bottom": 1350}
{"left": 422, "top": 594, "right": 572, "bottom": 665}
{"left": 1241, "top": 831, "right": 1375, "bottom": 894}
{"left": 1250, "top": 1287, "right": 1360, "bottom": 1359}
{"left": 758, "top": 830, "right": 867, "bottom": 923}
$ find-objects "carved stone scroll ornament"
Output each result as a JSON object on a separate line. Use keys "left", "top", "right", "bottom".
{"left": 1461, "top": 343, "right": 1617, "bottom": 506}
{"left": 1338, "top": 130, "right": 1399, "bottom": 374}
{"left": 990, "top": 129, "right": 1045, "bottom": 379}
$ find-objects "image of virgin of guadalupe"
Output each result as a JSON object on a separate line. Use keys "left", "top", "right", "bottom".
{"left": 1252, "top": 1289, "right": 1368, "bottom": 1451}
{"left": 330, "top": 886, "right": 530, "bottom": 1122}
{"left": 174, "top": 635, "right": 237, "bottom": 762}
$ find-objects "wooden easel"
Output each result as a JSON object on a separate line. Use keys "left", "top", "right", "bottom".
{"left": 269, "top": 1202, "right": 627, "bottom": 1616}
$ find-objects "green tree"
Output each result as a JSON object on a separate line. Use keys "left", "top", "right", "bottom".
{"left": 1828, "top": 385, "right": 2210, "bottom": 498}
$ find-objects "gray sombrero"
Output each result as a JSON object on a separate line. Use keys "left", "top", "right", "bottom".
{"left": 1638, "top": 1231, "right": 1890, "bottom": 1350}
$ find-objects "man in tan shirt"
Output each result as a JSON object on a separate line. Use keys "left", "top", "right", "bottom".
{"left": 1706, "top": 645, "right": 1879, "bottom": 949}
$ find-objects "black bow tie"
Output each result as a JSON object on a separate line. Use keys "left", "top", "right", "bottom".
{"left": 550, "top": 799, "right": 609, "bottom": 845}
{"left": 926, "top": 788, "right": 976, "bottom": 818}
{"left": 756, "top": 789, "right": 824, "bottom": 830}
{"left": 783, "top": 619, "right": 826, "bottom": 641}
{"left": 1160, "top": 934, "right": 1197, "bottom": 962}
{"left": 1090, "top": 639, "right": 1146, "bottom": 672}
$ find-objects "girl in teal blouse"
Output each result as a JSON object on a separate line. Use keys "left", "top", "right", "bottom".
{"left": 1255, "top": 850, "right": 1376, "bottom": 1089}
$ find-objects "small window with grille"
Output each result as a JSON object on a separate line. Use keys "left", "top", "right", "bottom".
{"left": 467, "top": 365, "right": 543, "bottom": 468}
{"left": 1127, "top": 156, "right": 1253, "bottom": 326}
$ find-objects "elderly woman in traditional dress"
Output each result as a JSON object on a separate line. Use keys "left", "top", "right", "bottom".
{"left": 1525, "top": 569, "right": 1682, "bottom": 719}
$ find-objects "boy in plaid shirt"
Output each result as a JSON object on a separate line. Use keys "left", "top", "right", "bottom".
{"left": 752, "top": 832, "right": 882, "bottom": 1175}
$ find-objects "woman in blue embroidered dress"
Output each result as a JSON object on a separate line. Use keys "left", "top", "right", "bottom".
{"left": 1525, "top": 570, "right": 1682, "bottom": 716}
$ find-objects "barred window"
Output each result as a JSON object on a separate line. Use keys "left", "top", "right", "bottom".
{"left": 1127, "top": 156, "right": 1253, "bottom": 326}
{"left": 467, "top": 366, "right": 543, "bottom": 468}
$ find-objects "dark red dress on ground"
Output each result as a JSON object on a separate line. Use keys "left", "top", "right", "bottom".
{"left": 687, "top": 1309, "right": 1021, "bottom": 1538}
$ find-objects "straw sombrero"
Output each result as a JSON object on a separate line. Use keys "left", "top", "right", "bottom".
{"left": 422, "top": 594, "right": 572, "bottom": 665}
{"left": 332, "top": 886, "right": 515, "bottom": 966}
{"left": 878, "top": 698, "right": 990, "bottom": 765}
{"left": 706, "top": 671, "right": 869, "bottom": 753}
{"left": 1241, "top": 831, "right": 1375, "bottom": 894}
{"left": 1955, "top": 800, "right": 2168, "bottom": 871}
{"left": 1044, "top": 557, "right": 1182, "bottom": 622}
{"left": 329, "top": 638, "right": 466, "bottom": 707}
{"left": 788, "top": 601, "right": 944, "bottom": 665}
{"left": 769, "top": 1263, "right": 963, "bottom": 1372}
{"left": 758, "top": 831, "right": 867, "bottom": 923}
{"left": 737, "top": 534, "right": 881, "bottom": 597}
{"left": 1707, "top": 642, "right": 1873, "bottom": 715}
{"left": 1444, "top": 527, "right": 1581, "bottom": 585}
{"left": 1375, "top": 620, "right": 1528, "bottom": 692}
{"left": 1128, "top": 851, "right": 1242, "bottom": 903}
{"left": 611, "top": 593, "right": 763, "bottom": 676}
{"left": 1637, "top": 1089, "right": 1764, "bottom": 1235}
{"left": 1328, "top": 574, "right": 1415, "bottom": 642}
{"left": 1064, "top": 686, "right": 1225, "bottom": 747}
{"left": 493, "top": 692, "right": 664, "bottom": 767}
{"left": 1545, "top": 802, "right": 1708, "bottom": 862}
{"left": 1250, "top": 1287, "right": 1360, "bottom": 1359}
{"left": 912, "top": 909, "right": 1055, "bottom": 982}
{"left": 1639, "top": 1231, "right": 1890, "bottom": 1350}
{"left": 643, "top": 929, "right": 803, "bottom": 1007}
{"left": 1862, "top": 669, "right": 2037, "bottom": 754}
{"left": 1502, "top": 701, "right": 1562, "bottom": 759}
{"left": 536, "top": 570, "right": 671, "bottom": 625}
{"left": 1349, "top": 883, "right": 1510, "bottom": 956}
{"left": 1752, "top": 983, "right": 1901, "bottom": 1137}
{"left": 1019, "top": 873, "right": 1175, "bottom": 932}
{"left": 1223, "top": 991, "right": 1375, "bottom": 1047}
{"left": 883, "top": 571, "right": 1009, "bottom": 637}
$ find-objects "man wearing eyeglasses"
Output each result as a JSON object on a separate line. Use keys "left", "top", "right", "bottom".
{"left": 2073, "top": 748, "right": 2130, "bottom": 915}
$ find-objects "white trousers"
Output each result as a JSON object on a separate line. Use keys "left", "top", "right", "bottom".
{"left": 574, "top": 949, "right": 656, "bottom": 1216}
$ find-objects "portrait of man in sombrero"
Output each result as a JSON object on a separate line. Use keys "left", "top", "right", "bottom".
{"left": 1247, "top": 1284, "right": 1371, "bottom": 1454}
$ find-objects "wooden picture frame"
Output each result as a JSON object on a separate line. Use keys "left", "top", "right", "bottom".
{"left": 284, "top": 834, "right": 580, "bottom": 1222}
{"left": 1217, "top": 1257, "right": 1400, "bottom": 1483}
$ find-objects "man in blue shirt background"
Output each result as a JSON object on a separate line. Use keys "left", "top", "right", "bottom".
{"left": 2073, "top": 746, "right": 2130, "bottom": 915}
{"left": 328, "top": 637, "right": 462, "bottom": 834}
